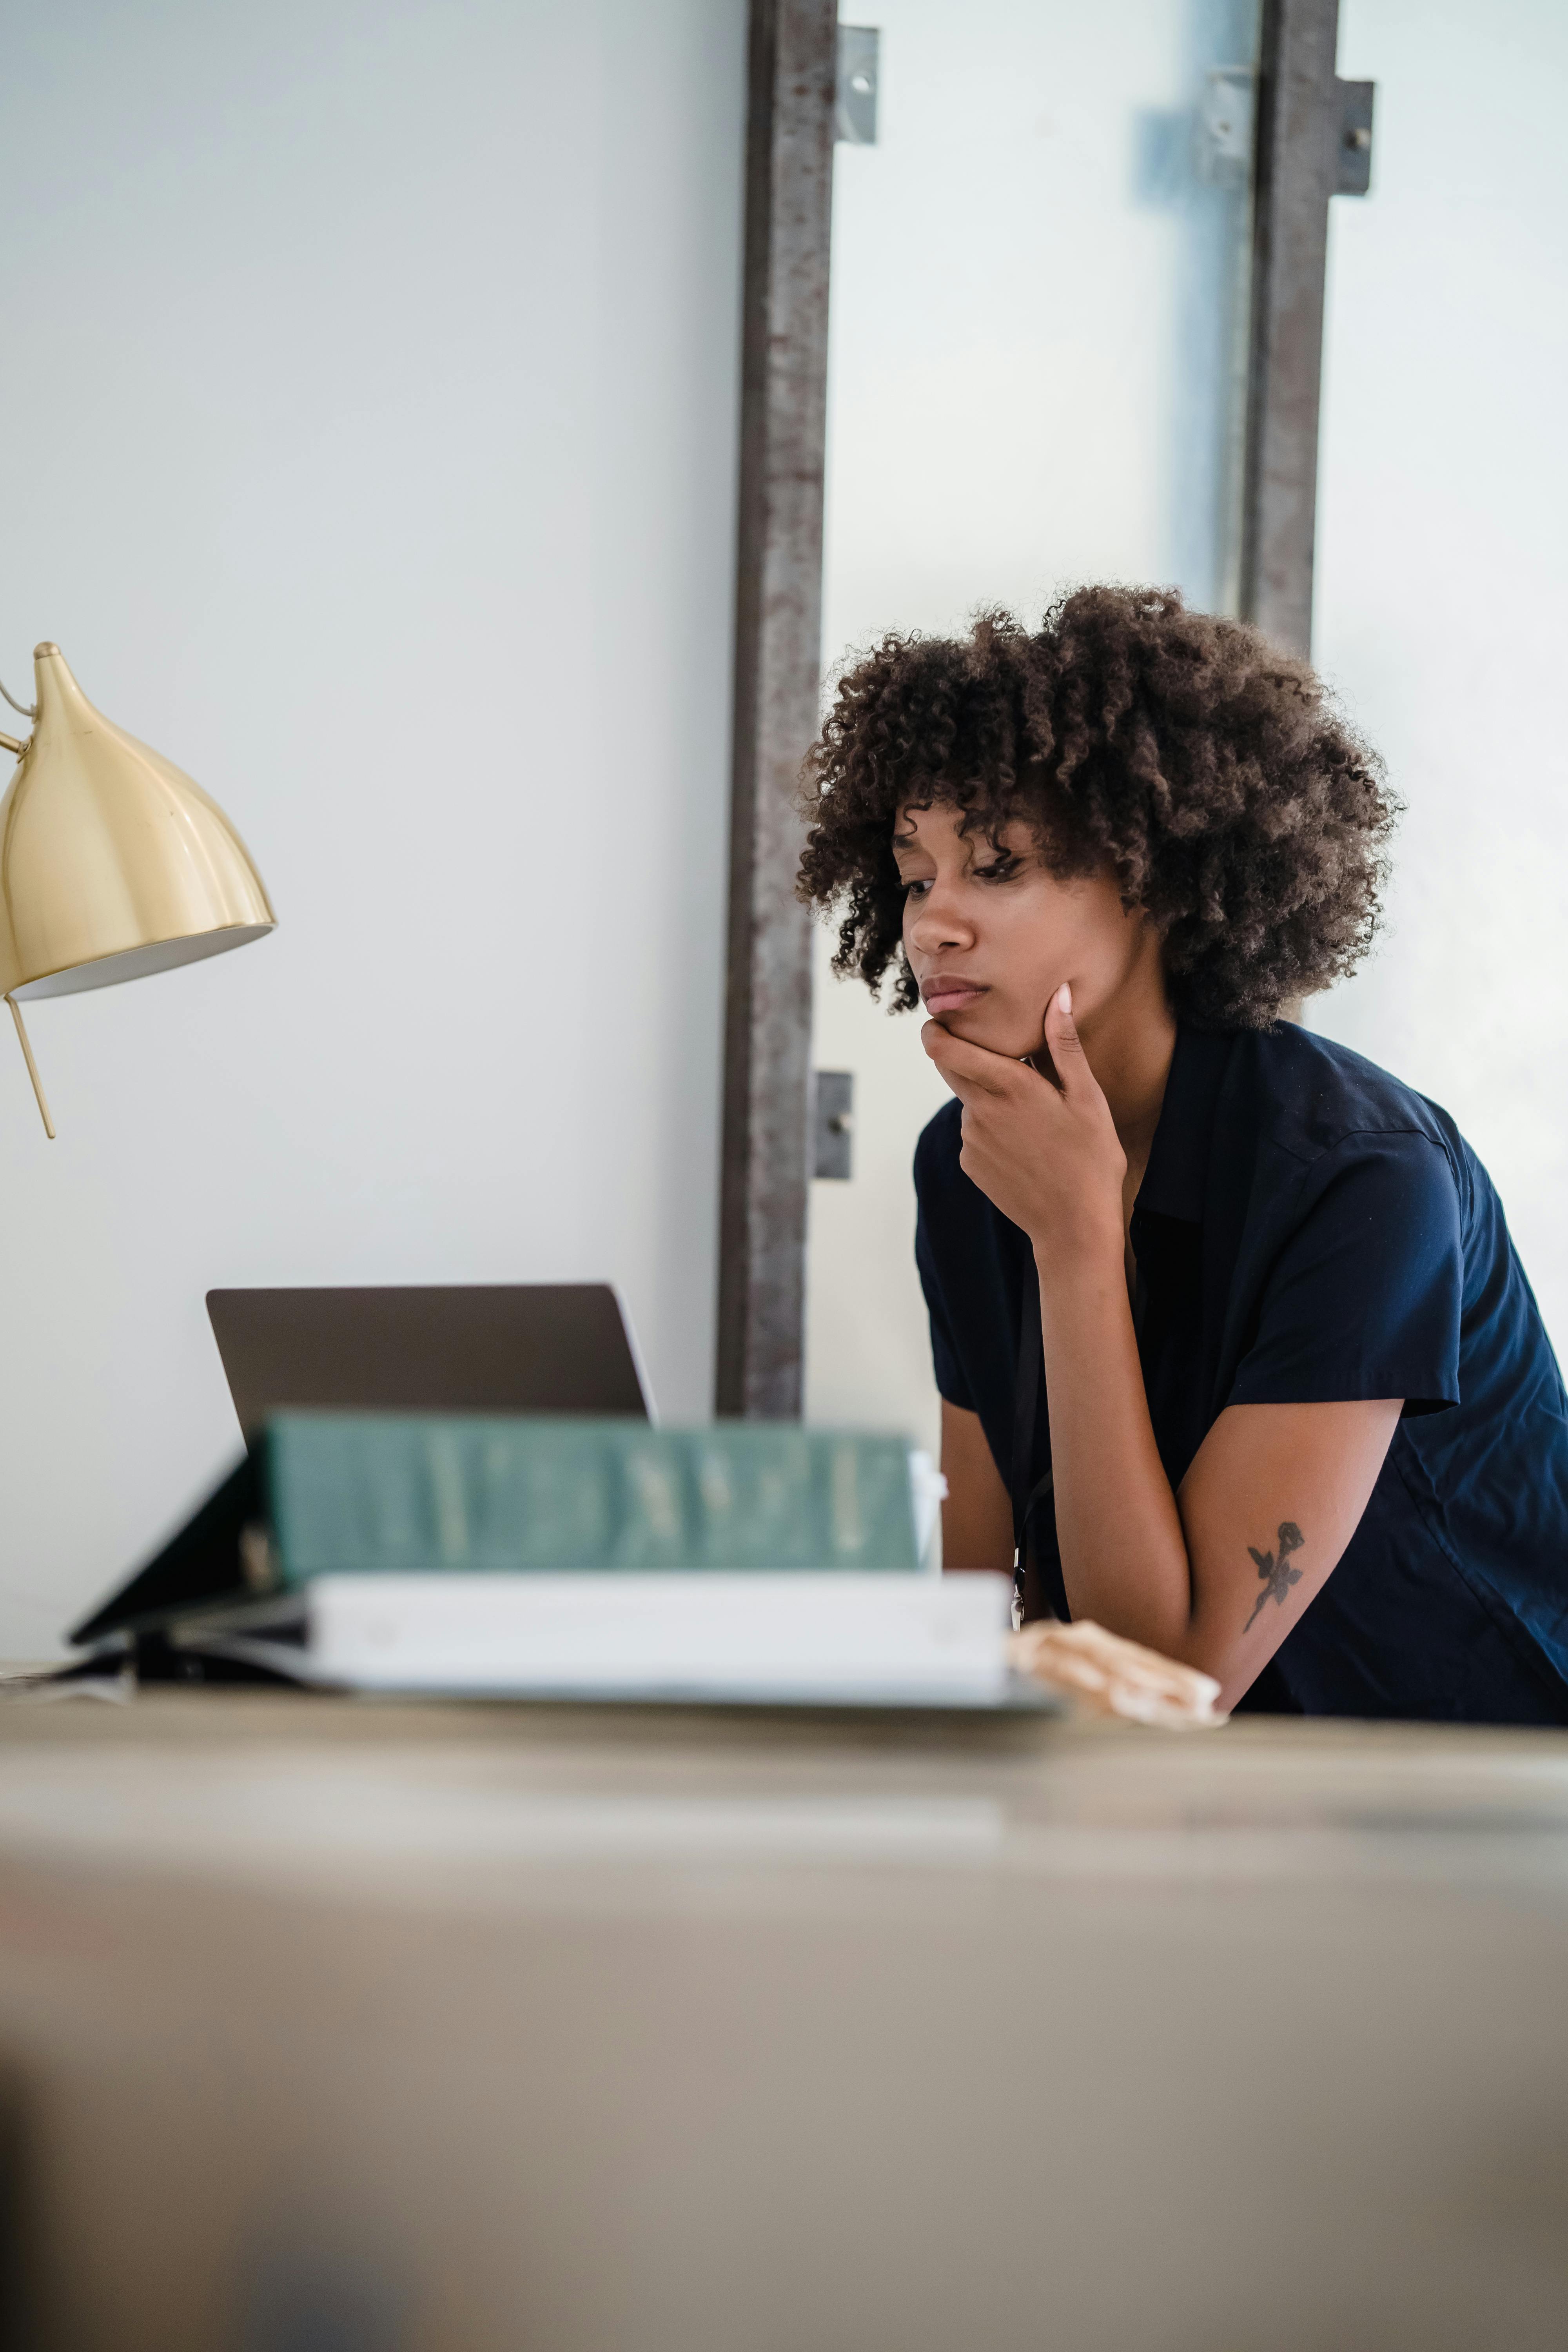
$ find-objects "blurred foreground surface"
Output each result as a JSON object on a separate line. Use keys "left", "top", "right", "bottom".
{"left": 0, "top": 1691, "right": 1564, "bottom": 2348}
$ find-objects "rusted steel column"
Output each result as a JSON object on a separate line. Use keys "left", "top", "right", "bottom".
{"left": 716, "top": 0, "right": 838, "bottom": 1418}
{"left": 1240, "top": 0, "right": 1342, "bottom": 658}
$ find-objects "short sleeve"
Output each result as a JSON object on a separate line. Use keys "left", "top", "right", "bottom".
{"left": 1226, "top": 1132, "right": 1463, "bottom": 1416}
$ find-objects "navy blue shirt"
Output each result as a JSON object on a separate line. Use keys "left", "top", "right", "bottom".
{"left": 915, "top": 1021, "right": 1568, "bottom": 1723}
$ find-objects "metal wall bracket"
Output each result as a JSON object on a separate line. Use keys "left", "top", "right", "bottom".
{"left": 812, "top": 1071, "right": 854, "bottom": 1180}
{"left": 1334, "top": 77, "right": 1375, "bottom": 194}
{"left": 1198, "top": 66, "right": 1257, "bottom": 187}
{"left": 837, "top": 27, "right": 880, "bottom": 145}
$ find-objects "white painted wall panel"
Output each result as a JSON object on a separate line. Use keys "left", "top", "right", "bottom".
{"left": 808, "top": 0, "right": 1568, "bottom": 1463}
{"left": 807, "top": 0, "right": 1258, "bottom": 1453}
{"left": 1310, "top": 0, "right": 1568, "bottom": 1348}
{"left": 0, "top": 0, "right": 746, "bottom": 1654}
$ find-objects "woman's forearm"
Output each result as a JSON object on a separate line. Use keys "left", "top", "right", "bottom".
{"left": 1036, "top": 1248, "right": 1194, "bottom": 1653}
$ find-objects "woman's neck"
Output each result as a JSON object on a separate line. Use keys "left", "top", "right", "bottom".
{"left": 1080, "top": 977, "right": 1178, "bottom": 1188}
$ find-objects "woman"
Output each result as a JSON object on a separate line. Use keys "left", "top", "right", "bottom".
{"left": 797, "top": 586, "right": 1568, "bottom": 1720}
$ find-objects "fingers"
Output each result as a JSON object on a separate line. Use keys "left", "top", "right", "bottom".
{"left": 921, "top": 1019, "right": 1021, "bottom": 1098}
{"left": 1041, "top": 982, "right": 1090, "bottom": 1092}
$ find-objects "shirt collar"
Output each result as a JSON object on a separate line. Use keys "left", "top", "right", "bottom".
{"left": 1134, "top": 1024, "right": 1234, "bottom": 1225}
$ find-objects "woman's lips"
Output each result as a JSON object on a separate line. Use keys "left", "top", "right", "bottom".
{"left": 922, "top": 980, "right": 990, "bottom": 1016}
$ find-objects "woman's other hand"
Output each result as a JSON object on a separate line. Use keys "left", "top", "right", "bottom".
{"left": 922, "top": 984, "right": 1126, "bottom": 1263}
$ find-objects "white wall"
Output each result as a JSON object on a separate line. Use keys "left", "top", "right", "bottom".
{"left": 806, "top": 0, "right": 1258, "bottom": 1453}
{"left": 1310, "top": 0, "right": 1568, "bottom": 1344}
{"left": 0, "top": 0, "right": 746, "bottom": 1655}
{"left": 808, "top": 0, "right": 1568, "bottom": 1461}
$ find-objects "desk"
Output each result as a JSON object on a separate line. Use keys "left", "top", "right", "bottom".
{"left": 0, "top": 1692, "right": 1564, "bottom": 2349}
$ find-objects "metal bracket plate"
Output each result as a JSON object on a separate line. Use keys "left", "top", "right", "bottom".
{"left": 1334, "top": 77, "right": 1375, "bottom": 196}
{"left": 836, "top": 26, "right": 879, "bottom": 145}
{"left": 812, "top": 1071, "right": 854, "bottom": 1180}
{"left": 1197, "top": 65, "right": 1256, "bottom": 188}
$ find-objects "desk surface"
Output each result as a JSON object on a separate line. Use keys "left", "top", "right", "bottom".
{"left": 0, "top": 1691, "right": 1565, "bottom": 2350}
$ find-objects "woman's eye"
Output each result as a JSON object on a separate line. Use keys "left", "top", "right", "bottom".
{"left": 900, "top": 876, "right": 932, "bottom": 898}
{"left": 976, "top": 856, "right": 1020, "bottom": 883}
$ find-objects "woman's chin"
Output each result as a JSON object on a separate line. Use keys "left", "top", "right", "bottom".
{"left": 936, "top": 1006, "right": 1042, "bottom": 1060}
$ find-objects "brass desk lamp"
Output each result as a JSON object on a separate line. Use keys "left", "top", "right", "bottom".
{"left": 0, "top": 643, "right": 276, "bottom": 1136}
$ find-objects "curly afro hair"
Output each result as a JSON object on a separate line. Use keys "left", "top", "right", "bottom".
{"left": 795, "top": 585, "right": 1397, "bottom": 1030}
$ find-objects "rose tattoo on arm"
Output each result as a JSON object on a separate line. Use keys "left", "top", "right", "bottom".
{"left": 1243, "top": 1521, "right": 1305, "bottom": 1632}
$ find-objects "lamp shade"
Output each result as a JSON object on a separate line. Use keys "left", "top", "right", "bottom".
{"left": 0, "top": 643, "right": 275, "bottom": 1003}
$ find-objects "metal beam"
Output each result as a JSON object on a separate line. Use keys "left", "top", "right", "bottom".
{"left": 1240, "top": 0, "right": 1343, "bottom": 657}
{"left": 715, "top": 0, "right": 838, "bottom": 1419}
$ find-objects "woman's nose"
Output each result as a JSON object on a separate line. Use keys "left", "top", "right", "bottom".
{"left": 906, "top": 883, "right": 975, "bottom": 955}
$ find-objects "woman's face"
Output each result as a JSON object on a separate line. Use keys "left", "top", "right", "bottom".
{"left": 894, "top": 800, "right": 1161, "bottom": 1059}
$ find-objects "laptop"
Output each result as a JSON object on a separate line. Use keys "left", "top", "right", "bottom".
{"left": 206, "top": 1283, "right": 653, "bottom": 1436}
{"left": 68, "top": 1284, "right": 651, "bottom": 1650}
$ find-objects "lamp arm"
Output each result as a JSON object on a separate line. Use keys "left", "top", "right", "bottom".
{"left": 0, "top": 678, "right": 36, "bottom": 721}
{"left": 0, "top": 731, "right": 27, "bottom": 758}
{"left": 7, "top": 1000, "right": 55, "bottom": 1140}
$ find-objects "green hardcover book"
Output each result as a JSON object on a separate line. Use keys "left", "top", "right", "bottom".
{"left": 260, "top": 1415, "right": 922, "bottom": 1582}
